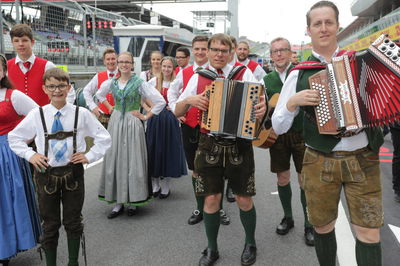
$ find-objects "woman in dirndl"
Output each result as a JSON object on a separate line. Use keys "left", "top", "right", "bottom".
{"left": 97, "top": 51, "right": 166, "bottom": 218}
{"left": 0, "top": 54, "right": 41, "bottom": 265}
{"left": 139, "top": 50, "right": 163, "bottom": 82}
{"left": 145, "top": 56, "right": 187, "bottom": 199}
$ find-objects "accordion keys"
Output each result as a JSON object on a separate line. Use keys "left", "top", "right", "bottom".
{"left": 201, "top": 80, "right": 265, "bottom": 139}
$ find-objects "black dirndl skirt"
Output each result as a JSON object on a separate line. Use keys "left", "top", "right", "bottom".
{"left": 146, "top": 108, "right": 187, "bottom": 178}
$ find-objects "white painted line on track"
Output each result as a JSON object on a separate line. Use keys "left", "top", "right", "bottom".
{"left": 336, "top": 200, "right": 357, "bottom": 266}
{"left": 271, "top": 191, "right": 278, "bottom": 195}
{"left": 85, "top": 158, "right": 103, "bottom": 169}
{"left": 388, "top": 224, "right": 400, "bottom": 243}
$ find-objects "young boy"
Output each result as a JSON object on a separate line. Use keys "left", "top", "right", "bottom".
{"left": 9, "top": 68, "right": 111, "bottom": 266}
{"left": 7, "top": 24, "right": 75, "bottom": 106}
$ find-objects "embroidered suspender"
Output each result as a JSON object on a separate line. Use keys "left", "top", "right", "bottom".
{"left": 39, "top": 106, "right": 79, "bottom": 158}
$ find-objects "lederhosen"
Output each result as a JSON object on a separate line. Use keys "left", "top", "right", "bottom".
{"left": 194, "top": 66, "right": 256, "bottom": 196}
{"left": 34, "top": 106, "right": 85, "bottom": 250}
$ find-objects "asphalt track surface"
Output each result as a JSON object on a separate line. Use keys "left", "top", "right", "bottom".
{"left": 10, "top": 135, "right": 400, "bottom": 266}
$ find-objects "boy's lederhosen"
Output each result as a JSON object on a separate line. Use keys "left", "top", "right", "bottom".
{"left": 34, "top": 107, "right": 84, "bottom": 250}
{"left": 193, "top": 66, "right": 256, "bottom": 197}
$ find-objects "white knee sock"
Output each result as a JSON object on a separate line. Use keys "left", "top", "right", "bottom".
{"left": 112, "top": 203, "right": 123, "bottom": 212}
{"left": 152, "top": 177, "right": 160, "bottom": 192}
{"left": 160, "top": 177, "right": 170, "bottom": 194}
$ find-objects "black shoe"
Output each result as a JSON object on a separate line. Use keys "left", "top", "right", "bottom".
{"left": 107, "top": 205, "right": 124, "bottom": 219}
{"left": 159, "top": 191, "right": 170, "bottom": 199}
{"left": 395, "top": 192, "right": 400, "bottom": 202}
{"left": 276, "top": 217, "right": 294, "bottom": 235}
{"left": 226, "top": 187, "right": 235, "bottom": 202}
{"left": 304, "top": 227, "right": 315, "bottom": 246}
{"left": 0, "top": 260, "right": 10, "bottom": 266}
{"left": 199, "top": 248, "right": 219, "bottom": 266}
{"left": 219, "top": 209, "right": 230, "bottom": 225}
{"left": 188, "top": 210, "right": 203, "bottom": 225}
{"left": 153, "top": 188, "right": 161, "bottom": 198}
{"left": 127, "top": 207, "right": 137, "bottom": 216}
{"left": 241, "top": 243, "right": 257, "bottom": 266}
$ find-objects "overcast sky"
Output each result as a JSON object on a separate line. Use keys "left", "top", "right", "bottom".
{"left": 143, "top": 0, "right": 356, "bottom": 45}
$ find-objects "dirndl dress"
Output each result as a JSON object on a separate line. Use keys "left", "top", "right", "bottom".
{"left": 98, "top": 76, "right": 152, "bottom": 206}
{"left": 0, "top": 134, "right": 42, "bottom": 260}
{"left": 146, "top": 106, "right": 187, "bottom": 178}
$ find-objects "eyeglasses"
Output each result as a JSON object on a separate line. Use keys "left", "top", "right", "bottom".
{"left": 118, "top": 61, "right": 133, "bottom": 65}
{"left": 176, "top": 56, "right": 188, "bottom": 59}
{"left": 45, "top": 84, "right": 69, "bottom": 91}
{"left": 271, "top": 48, "right": 290, "bottom": 55}
{"left": 209, "top": 47, "right": 230, "bottom": 55}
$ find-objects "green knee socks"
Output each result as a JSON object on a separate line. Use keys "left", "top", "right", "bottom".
{"left": 240, "top": 206, "right": 256, "bottom": 245}
{"left": 278, "top": 183, "right": 292, "bottom": 219}
{"left": 203, "top": 211, "right": 221, "bottom": 251}
{"left": 314, "top": 229, "right": 337, "bottom": 266}
{"left": 355, "top": 238, "right": 382, "bottom": 266}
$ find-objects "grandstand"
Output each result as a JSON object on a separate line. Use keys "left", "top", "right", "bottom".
{"left": 1, "top": 1, "right": 140, "bottom": 70}
{"left": 338, "top": 0, "right": 400, "bottom": 51}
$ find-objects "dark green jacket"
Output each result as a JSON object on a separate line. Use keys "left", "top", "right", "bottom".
{"left": 295, "top": 54, "right": 383, "bottom": 153}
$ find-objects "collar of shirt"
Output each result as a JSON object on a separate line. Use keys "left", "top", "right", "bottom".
{"left": 107, "top": 69, "right": 118, "bottom": 77}
{"left": 47, "top": 102, "right": 72, "bottom": 118}
{"left": 208, "top": 64, "right": 232, "bottom": 77}
{"left": 15, "top": 53, "right": 35, "bottom": 65}
{"left": 238, "top": 58, "right": 250, "bottom": 66}
{"left": 311, "top": 47, "right": 340, "bottom": 63}
{"left": 193, "top": 62, "right": 209, "bottom": 71}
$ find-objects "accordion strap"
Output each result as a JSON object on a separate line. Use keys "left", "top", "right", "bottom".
{"left": 227, "top": 65, "right": 246, "bottom": 80}
{"left": 196, "top": 68, "right": 218, "bottom": 80}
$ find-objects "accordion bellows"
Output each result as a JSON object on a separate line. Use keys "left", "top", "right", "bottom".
{"left": 201, "top": 79, "right": 265, "bottom": 139}
{"left": 309, "top": 34, "right": 400, "bottom": 135}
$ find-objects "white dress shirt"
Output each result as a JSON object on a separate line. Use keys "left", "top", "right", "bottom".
{"left": 96, "top": 78, "right": 166, "bottom": 115}
{"left": 9, "top": 103, "right": 112, "bottom": 167}
{"left": 176, "top": 64, "right": 258, "bottom": 102}
{"left": 263, "top": 64, "right": 292, "bottom": 90}
{"left": 239, "top": 58, "right": 267, "bottom": 82}
{"left": 13, "top": 54, "right": 76, "bottom": 104}
{"left": 83, "top": 70, "right": 119, "bottom": 110}
{"left": 0, "top": 88, "right": 38, "bottom": 116}
{"left": 168, "top": 62, "right": 208, "bottom": 112}
{"left": 271, "top": 49, "right": 368, "bottom": 152}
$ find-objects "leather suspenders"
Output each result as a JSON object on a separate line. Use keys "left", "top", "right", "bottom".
{"left": 39, "top": 106, "right": 79, "bottom": 158}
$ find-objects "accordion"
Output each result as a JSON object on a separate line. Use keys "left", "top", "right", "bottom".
{"left": 201, "top": 79, "right": 266, "bottom": 139}
{"left": 309, "top": 34, "right": 400, "bottom": 135}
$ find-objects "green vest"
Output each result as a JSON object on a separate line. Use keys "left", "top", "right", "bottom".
{"left": 111, "top": 75, "right": 143, "bottom": 116}
{"left": 296, "top": 54, "right": 383, "bottom": 153}
{"left": 264, "top": 64, "right": 303, "bottom": 133}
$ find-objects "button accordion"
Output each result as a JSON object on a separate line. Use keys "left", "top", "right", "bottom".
{"left": 201, "top": 78, "right": 266, "bottom": 139}
{"left": 309, "top": 34, "right": 400, "bottom": 135}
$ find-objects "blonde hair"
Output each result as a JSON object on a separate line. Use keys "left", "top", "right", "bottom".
{"left": 156, "top": 56, "right": 176, "bottom": 92}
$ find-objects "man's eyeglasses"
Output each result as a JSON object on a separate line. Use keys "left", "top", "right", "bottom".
{"left": 118, "top": 61, "right": 133, "bottom": 65}
{"left": 45, "top": 84, "right": 69, "bottom": 91}
{"left": 271, "top": 48, "right": 290, "bottom": 55}
{"left": 209, "top": 47, "right": 230, "bottom": 55}
{"left": 176, "top": 56, "right": 189, "bottom": 59}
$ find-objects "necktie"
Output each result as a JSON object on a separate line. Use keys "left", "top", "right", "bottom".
{"left": 51, "top": 111, "right": 68, "bottom": 162}
{"left": 217, "top": 69, "right": 224, "bottom": 78}
{"left": 109, "top": 73, "right": 114, "bottom": 78}
{"left": 23, "top": 61, "right": 31, "bottom": 70}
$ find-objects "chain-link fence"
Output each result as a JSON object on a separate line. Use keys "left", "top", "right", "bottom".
{"left": 0, "top": 0, "right": 142, "bottom": 71}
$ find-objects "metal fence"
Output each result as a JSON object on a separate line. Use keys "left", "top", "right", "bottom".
{"left": 0, "top": 0, "right": 143, "bottom": 71}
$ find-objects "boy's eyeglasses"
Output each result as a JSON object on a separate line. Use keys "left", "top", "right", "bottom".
{"left": 45, "top": 84, "right": 69, "bottom": 91}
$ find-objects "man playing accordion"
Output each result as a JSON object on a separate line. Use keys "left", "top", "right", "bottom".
{"left": 175, "top": 33, "right": 267, "bottom": 266}
{"left": 272, "top": 1, "right": 384, "bottom": 266}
